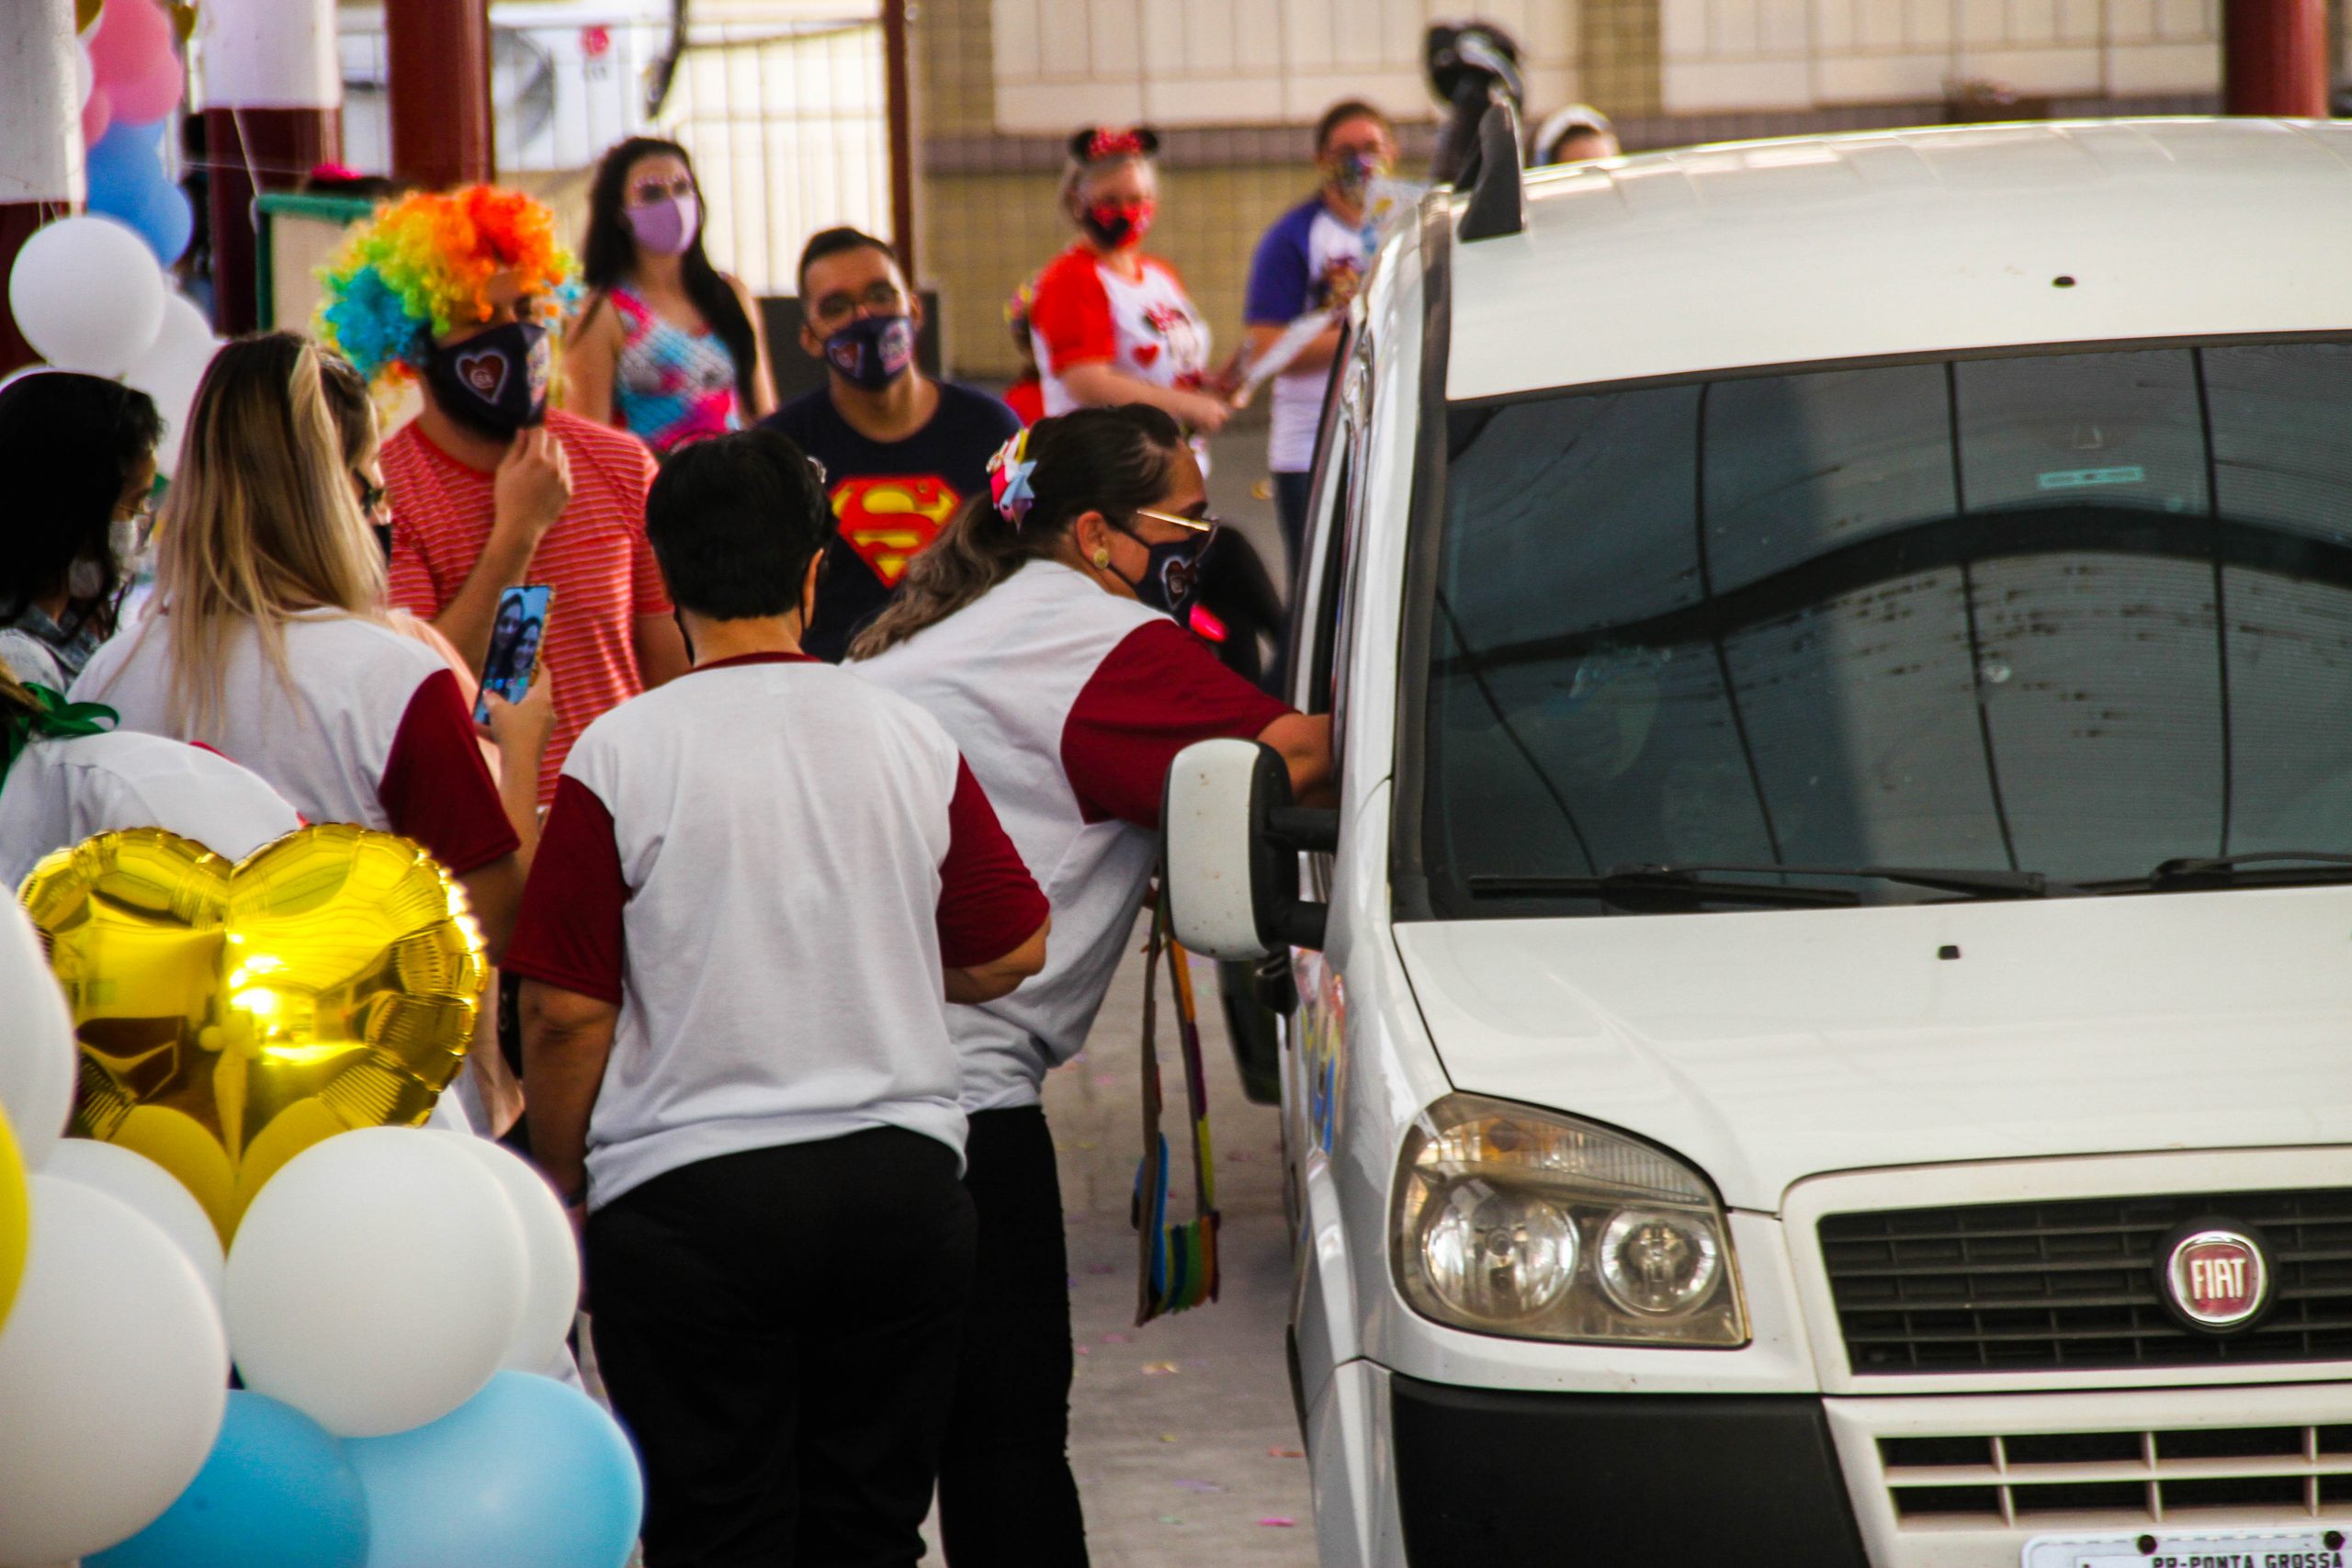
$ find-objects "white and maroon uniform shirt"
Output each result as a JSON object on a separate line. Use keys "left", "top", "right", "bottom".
{"left": 1028, "top": 243, "right": 1212, "bottom": 418}
{"left": 0, "top": 730, "right": 301, "bottom": 889}
{"left": 501, "top": 652, "right": 1046, "bottom": 1211}
{"left": 70, "top": 611, "right": 519, "bottom": 877}
{"left": 854, "top": 561, "right": 1290, "bottom": 1111}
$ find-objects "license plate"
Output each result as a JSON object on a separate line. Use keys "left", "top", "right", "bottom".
{"left": 2022, "top": 1528, "right": 2346, "bottom": 1568}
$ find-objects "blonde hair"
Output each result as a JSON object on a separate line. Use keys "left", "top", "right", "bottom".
{"left": 134, "top": 333, "right": 388, "bottom": 737}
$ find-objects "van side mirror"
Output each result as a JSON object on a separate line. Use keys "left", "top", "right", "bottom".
{"left": 1162, "top": 738, "right": 1339, "bottom": 960}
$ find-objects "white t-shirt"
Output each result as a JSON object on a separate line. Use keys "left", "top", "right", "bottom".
{"left": 71, "top": 610, "right": 518, "bottom": 877}
{"left": 502, "top": 652, "right": 1046, "bottom": 1211}
{"left": 855, "top": 562, "right": 1289, "bottom": 1111}
{"left": 0, "top": 730, "right": 300, "bottom": 890}
{"left": 1028, "top": 243, "right": 1212, "bottom": 419}
{"left": 1244, "top": 196, "right": 1369, "bottom": 473}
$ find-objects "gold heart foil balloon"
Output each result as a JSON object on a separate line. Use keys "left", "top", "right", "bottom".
{"left": 19, "top": 825, "right": 484, "bottom": 1243}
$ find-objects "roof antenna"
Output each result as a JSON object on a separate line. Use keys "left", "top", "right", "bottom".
{"left": 1425, "top": 21, "right": 1527, "bottom": 242}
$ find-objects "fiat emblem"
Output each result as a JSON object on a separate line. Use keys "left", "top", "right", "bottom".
{"left": 2161, "top": 1225, "right": 2270, "bottom": 1332}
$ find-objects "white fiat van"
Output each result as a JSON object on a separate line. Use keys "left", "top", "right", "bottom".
{"left": 1166, "top": 116, "right": 2352, "bottom": 1568}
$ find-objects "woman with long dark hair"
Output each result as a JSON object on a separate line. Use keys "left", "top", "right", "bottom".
{"left": 563, "top": 136, "right": 775, "bottom": 451}
{"left": 854, "top": 405, "right": 1332, "bottom": 1564}
{"left": 0, "top": 372, "right": 164, "bottom": 689}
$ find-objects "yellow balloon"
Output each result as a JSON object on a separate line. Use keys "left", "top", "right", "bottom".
{"left": 0, "top": 1102, "right": 26, "bottom": 1337}
{"left": 19, "top": 824, "right": 485, "bottom": 1245}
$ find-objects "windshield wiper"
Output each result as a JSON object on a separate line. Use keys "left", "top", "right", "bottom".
{"left": 2098, "top": 850, "right": 2352, "bottom": 892}
{"left": 1467, "top": 862, "right": 2069, "bottom": 910}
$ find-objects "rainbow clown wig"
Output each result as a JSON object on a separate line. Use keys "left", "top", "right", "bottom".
{"left": 318, "top": 186, "right": 579, "bottom": 386}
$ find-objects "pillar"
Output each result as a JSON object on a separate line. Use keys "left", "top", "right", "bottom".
{"left": 0, "top": 0, "right": 83, "bottom": 375}
{"left": 197, "top": 0, "right": 341, "bottom": 334}
{"left": 2222, "top": 0, "right": 2327, "bottom": 118}
{"left": 387, "top": 0, "right": 493, "bottom": 191}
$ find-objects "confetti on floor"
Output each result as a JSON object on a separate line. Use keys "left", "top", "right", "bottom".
{"left": 1159, "top": 1433, "right": 1178, "bottom": 1443}
{"left": 1141, "top": 1360, "right": 1181, "bottom": 1376}
{"left": 1259, "top": 1517, "right": 1297, "bottom": 1528}
{"left": 1175, "top": 1480, "right": 1226, "bottom": 1493}
{"left": 1269, "top": 1447, "right": 1305, "bottom": 1459}
{"left": 1102, "top": 1332, "right": 1131, "bottom": 1344}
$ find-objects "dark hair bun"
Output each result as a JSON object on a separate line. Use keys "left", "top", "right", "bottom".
{"left": 1069, "top": 126, "right": 1161, "bottom": 164}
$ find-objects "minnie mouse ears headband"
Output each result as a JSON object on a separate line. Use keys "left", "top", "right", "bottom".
{"left": 988, "top": 429, "right": 1039, "bottom": 527}
{"left": 1069, "top": 126, "right": 1161, "bottom": 164}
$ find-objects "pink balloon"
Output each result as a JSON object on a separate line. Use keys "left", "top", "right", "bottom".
{"left": 87, "top": 0, "right": 172, "bottom": 91}
{"left": 80, "top": 85, "right": 113, "bottom": 148}
{"left": 108, "top": 52, "right": 184, "bottom": 123}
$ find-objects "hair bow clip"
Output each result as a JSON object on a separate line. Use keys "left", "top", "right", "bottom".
{"left": 989, "top": 430, "right": 1039, "bottom": 527}
{"left": 1088, "top": 127, "right": 1146, "bottom": 161}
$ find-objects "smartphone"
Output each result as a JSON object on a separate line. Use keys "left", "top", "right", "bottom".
{"left": 475, "top": 583, "right": 553, "bottom": 724}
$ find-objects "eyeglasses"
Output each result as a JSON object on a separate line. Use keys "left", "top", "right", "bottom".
{"left": 1129, "top": 506, "right": 1217, "bottom": 535}
{"left": 808, "top": 280, "right": 907, "bottom": 326}
{"left": 628, "top": 175, "right": 695, "bottom": 207}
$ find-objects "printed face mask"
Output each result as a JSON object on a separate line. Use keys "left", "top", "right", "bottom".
{"left": 1081, "top": 199, "right": 1155, "bottom": 250}
{"left": 1329, "top": 150, "right": 1390, "bottom": 199}
{"left": 1120, "top": 525, "right": 1214, "bottom": 621}
{"left": 822, "top": 313, "right": 916, "bottom": 391}
{"left": 424, "top": 320, "right": 552, "bottom": 439}
{"left": 625, "top": 194, "right": 700, "bottom": 256}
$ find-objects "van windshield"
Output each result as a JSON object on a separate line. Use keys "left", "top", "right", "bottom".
{"left": 1416, "top": 341, "right": 2352, "bottom": 917}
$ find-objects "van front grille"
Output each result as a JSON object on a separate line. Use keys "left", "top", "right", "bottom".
{"left": 1819, "top": 1190, "right": 2352, "bottom": 1374}
{"left": 1879, "top": 1424, "right": 2352, "bottom": 1529}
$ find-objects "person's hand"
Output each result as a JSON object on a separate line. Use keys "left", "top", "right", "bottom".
{"left": 492, "top": 426, "right": 571, "bottom": 547}
{"left": 481, "top": 666, "right": 556, "bottom": 759}
{"left": 1182, "top": 389, "right": 1233, "bottom": 436}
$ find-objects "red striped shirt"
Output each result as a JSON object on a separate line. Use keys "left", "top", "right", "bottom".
{"left": 382, "top": 409, "right": 672, "bottom": 798}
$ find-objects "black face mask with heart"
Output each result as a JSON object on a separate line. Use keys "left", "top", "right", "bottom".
{"left": 423, "top": 320, "right": 552, "bottom": 440}
{"left": 1118, "top": 525, "right": 1214, "bottom": 621}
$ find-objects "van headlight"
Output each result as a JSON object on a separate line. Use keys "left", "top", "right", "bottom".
{"left": 1391, "top": 1093, "right": 1748, "bottom": 1347}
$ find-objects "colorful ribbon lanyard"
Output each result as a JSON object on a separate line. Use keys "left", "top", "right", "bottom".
{"left": 0, "top": 682, "right": 117, "bottom": 788}
{"left": 1133, "top": 893, "right": 1220, "bottom": 1325}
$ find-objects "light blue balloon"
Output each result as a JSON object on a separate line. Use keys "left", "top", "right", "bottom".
{"left": 345, "top": 1371, "right": 642, "bottom": 1568}
{"left": 89, "top": 1392, "right": 369, "bottom": 1568}
{"left": 84, "top": 118, "right": 163, "bottom": 217}
{"left": 132, "top": 176, "right": 194, "bottom": 265}
{"left": 84, "top": 117, "right": 188, "bottom": 265}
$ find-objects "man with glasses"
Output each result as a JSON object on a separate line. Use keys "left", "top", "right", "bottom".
{"left": 763, "top": 228, "right": 1022, "bottom": 660}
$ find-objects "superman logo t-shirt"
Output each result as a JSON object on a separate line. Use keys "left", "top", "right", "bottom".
{"left": 763, "top": 380, "right": 1021, "bottom": 661}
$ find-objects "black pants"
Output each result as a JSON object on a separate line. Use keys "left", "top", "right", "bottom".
{"left": 586, "top": 1129, "right": 977, "bottom": 1568}
{"left": 1272, "top": 469, "right": 1314, "bottom": 593}
{"left": 935, "top": 1106, "right": 1089, "bottom": 1568}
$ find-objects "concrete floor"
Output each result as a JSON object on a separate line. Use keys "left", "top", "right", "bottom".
{"left": 1038, "top": 931, "right": 1317, "bottom": 1568}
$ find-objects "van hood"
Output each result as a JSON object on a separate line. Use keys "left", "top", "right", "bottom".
{"left": 1391, "top": 887, "right": 2352, "bottom": 1212}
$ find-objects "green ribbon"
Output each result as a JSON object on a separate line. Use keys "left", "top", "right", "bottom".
{"left": 0, "top": 683, "right": 119, "bottom": 789}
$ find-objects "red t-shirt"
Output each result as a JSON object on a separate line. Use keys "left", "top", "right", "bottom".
{"left": 382, "top": 409, "right": 672, "bottom": 798}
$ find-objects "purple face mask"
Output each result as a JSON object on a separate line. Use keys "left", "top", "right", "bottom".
{"left": 625, "top": 194, "right": 700, "bottom": 256}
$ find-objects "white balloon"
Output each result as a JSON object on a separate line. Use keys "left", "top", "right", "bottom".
{"left": 0, "top": 901, "right": 74, "bottom": 1170}
{"left": 435, "top": 1131, "right": 581, "bottom": 1373}
{"left": 224, "top": 1127, "right": 526, "bottom": 1438}
{"left": 6, "top": 217, "right": 165, "bottom": 378}
{"left": 123, "top": 295, "right": 220, "bottom": 476}
{"left": 0, "top": 1176, "right": 229, "bottom": 1566}
{"left": 41, "top": 1139, "right": 224, "bottom": 1303}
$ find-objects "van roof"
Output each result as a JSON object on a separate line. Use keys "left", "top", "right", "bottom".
{"left": 1445, "top": 118, "right": 2352, "bottom": 402}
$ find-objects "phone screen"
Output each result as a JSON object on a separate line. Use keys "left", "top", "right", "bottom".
{"left": 475, "top": 584, "right": 553, "bottom": 724}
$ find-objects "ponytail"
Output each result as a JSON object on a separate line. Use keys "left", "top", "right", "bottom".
{"left": 850, "top": 404, "right": 1183, "bottom": 659}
